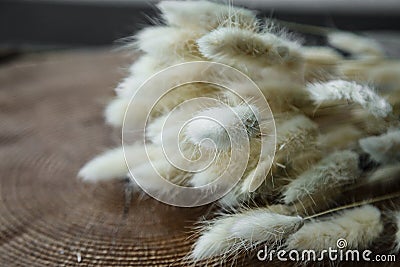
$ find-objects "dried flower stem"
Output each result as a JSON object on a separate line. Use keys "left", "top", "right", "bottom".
{"left": 304, "top": 190, "right": 400, "bottom": 220}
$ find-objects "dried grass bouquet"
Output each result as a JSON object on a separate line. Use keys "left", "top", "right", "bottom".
{"left": 79, "top": 0, "right": 400, "bottom": 264}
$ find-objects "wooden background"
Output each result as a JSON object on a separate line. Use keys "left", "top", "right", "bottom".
{"left": 0, "top": 50, "right": 274, "bottom": 266}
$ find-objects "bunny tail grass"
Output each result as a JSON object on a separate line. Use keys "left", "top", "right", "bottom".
{"left": 79, "top": 144, "right": 163, "bottom": 182}
{"left": 191, "top": 208, "right": 303, "bottom": 260}
{"left": 229, "top": 209, "right": 303, "bottom": 243}
{"left": 197, "top": 27, "right": 299, "bottom": 71}
{"left": 185, "top": 104, "right": 260, "bottom": 151}
{"left": 286, "top": 205, "right": 383, "bottom": 251}
{"left": 367, "top": 164, "right": 400, "bottom": 186}
{"left": 359, "top": 129, "right": 400, "bottom": 164}
{"left": 327, "top": 31, "right": 384, "bottom": 58}
{"left": 283, "top": 150, "right": 360, "bottom": 205}
{"left": 307, "top": 80, "right": 392, "bottom": 117}
{"left": 79, "top": 147, "right": 128, "bottom": 182}
{"left": 104, "top": 98, "right": 130, "bottom": 127}
{"left": 134, "top": 26, "right": 203, "bottom": 61}
{"left": 157, "top": 0, "right": 257, "bottom": 31}
{"left": 191, "top": 216, "right": 236, "bottom": 260}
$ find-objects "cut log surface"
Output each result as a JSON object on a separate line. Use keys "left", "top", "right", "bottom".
{"left": 0, "top": 50, "right": 267, "bottom": 266}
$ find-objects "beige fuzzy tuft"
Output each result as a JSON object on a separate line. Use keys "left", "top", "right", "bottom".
{"left": 104, "top": 98, "right": 130, "bottom": 127}
{"left": 307, "top": 80, "right": 392, "bottom": 118}
{"left": 273, "top": 114, "right": 319, "bottom": 175}
{"left": 359, "top": 129, "right": 400, "bottom": 164}
{"left": 79, "top": 147, "right": 128, "bottom": 182}
{"left": 286, "top": 205, "right": 383, "bottom": 251}
{"left": 317, "top": 125, "right": 363, "bottom": 151}
{"left": 283, "top": 150, "right": 360, "bottom": 205}
{"left": 191, "top": 208, "right": 303, "bottom": 260}
{"left": 302, "top": 46, "right": 342, "bottom": 81}
{"left": 328, "top": 31, "right": 384, "bottom": 58}
{"left": 229, "top": 209, "right": 303, "bottom": 244}
{"left": 135, "top": 26, "right": 203, "bottom": 61}
{"left": 367, "top": 164, "right": 400, "bottom": 186}
{"left": 157, "top": 0, "right": 258, "bottom": 31}
{"left": 197, "top": 27, "right": 301, "bottom": 72}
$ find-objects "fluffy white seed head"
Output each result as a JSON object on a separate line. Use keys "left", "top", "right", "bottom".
{"left": 189, "top": 139, "right": 262, "bottom": 200}
{"left": 114, "top": 83, "right": 219, "bottom": 129}
{"left": 307, "top": 80, "right": 392, "bottom": 117}
{"left": 366, "top": 61, "right": 400, "bottom": 88}
{"left": 104, "top": 98, "right": 130, "bottom": 127}
{"left": 229, "top": 209, "right": 303, "bottom": 244}
{"left": 105, "top": 96, "right": 163, "bottom": 130}
{"left": 187, "top": 144, "right": 253, "bottom": 189}
{"left": 317, "top": 125, "right": 363, "bottom": 151}
{"left": 328, "top": 31, "right": 384, "bottom": 58}
{"left": 115, "top": 75, "right": 147, "bottom": 98}
{"left": 335, "top": 60, "right": 400, "bottom": 89}
{"left": 218, "top": 71, "right": 306, "bottom": 112}
{"left": 128, "top": 159, "right": 187, "bottom": 194}
{"left": 276, "top": 114, "right": 318, "bottom": 145}
{"left": 185, "top": 104, "right": 260, "bottom": 151}
{"left": 302, "top": 46, "right": 343, "bottom": 64}
{"left": 158, "top": 0, "right": 258, "bottom": 31}
{"left": 135, "top": 26, "right": 203, "bottom": 61}
{"left": 198, "top": 27, "right": 299, "bottom": 71}
{"left": 189, "top": 165, "right": 222, "bottom": 188}
{"left": 274, "top": 114, "right": 318, "bottom": 166}
{"left": 283, "top": 150, "right": 360, "bottom": 204}
{"left": 78, "top": 147, "right": 128, "bottom": 182}
{"left": 146, "top": 103, "right": 204, "bottom": 145}
{"left": 78, "top": 144, "right": 162, "bottom": 182}
{"left": 118, "top": 62, "right": 221, "bottom": 100}
{"left": 367, "top": 164, "right": 400, "bottom": 186}
{"left": 127, "top": 55, "right": 166, "bottom": 79}
{"left": 191, "top": 209, "right": 303, "bottom": 260}
{"left": 191, "top": 216, "right": 237, "bottom": 260}
{"left": 302, "top": 46, "right": 342, "bottom": 81}
{"left": 359, "top": 129, "right": 400, "bottom": 164}
{"left": 350, "top": 108, "right": 394, "bottom": 136}
{"left": 255, "top": 114, "right": 320, "bottom": 191}
{"left": 286, "top": 205, "right": 383, "bottom": 251}
{"left": 240, "top": 158, "right": 273, "bottom": 194}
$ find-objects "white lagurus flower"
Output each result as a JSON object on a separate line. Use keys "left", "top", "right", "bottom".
{"left": 283, "top": 150, "right": 360, "bottom": 204}
{"left": 157, "top": 0, "right": 258, "bottom": 32}
{"left": 78, "top": 143, "right": 162, "bottom": 182}
{"left": 286, "top": 205, "right": 383, "bottom": 251}
{"left": 192, "top": 208, "right": 303, "bottom": 260}
{"left": 229, "top": 209, "right": 303, "bottom": 243}
{"left": 307, "top": 80, "right": 392, "bottom": 117}
{"left": 134, "top": 26, "right": 203, "bottom": 61}
{"left": 359, "top": 129, "right": 400, "bottom": 164}
{"left": 328, "top": 31, "right": 384, "bottom": 58}
{"left": 197, "top": 27, "right": 296, "bottom": 69}
{"left": 184, "top": 104, "right": 260, "bottom": 151}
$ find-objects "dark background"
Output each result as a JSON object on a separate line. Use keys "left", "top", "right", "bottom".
{"left": 1, "top": 0, "right": 400, "bottom": 50}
